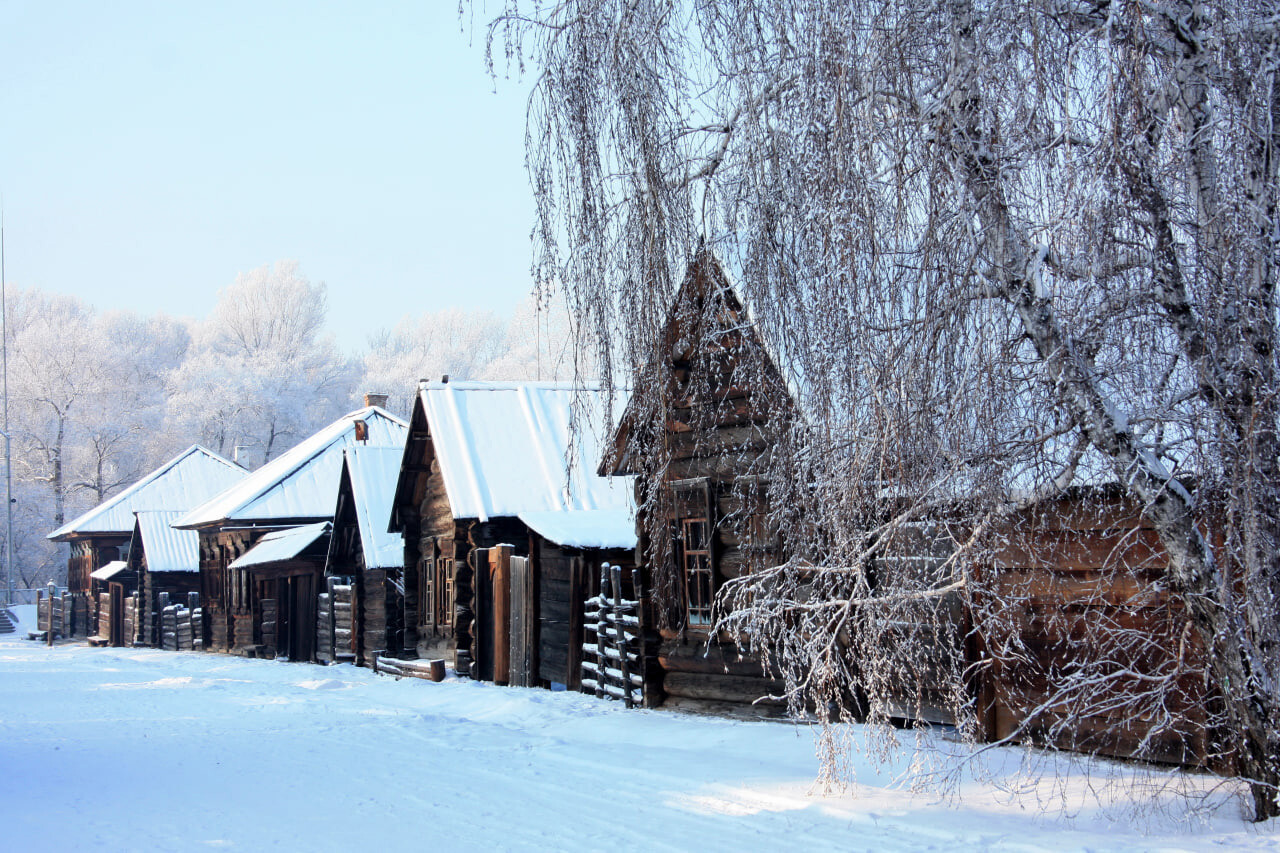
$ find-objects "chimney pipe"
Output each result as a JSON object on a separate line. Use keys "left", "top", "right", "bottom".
{"left": 440, "top": 374, "right": 449, "bottom": 384}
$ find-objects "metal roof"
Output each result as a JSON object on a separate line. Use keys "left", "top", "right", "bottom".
{"left": 133, "top": 510, "right": 199, "bottom": 573}
{"left": 90, "top": 561, "right": 129, "bottom": 581}
{"left": 48, "top": 446, "right": 246, "bottom": 540}
{"left": 228, "top": 521, "right": 331, "bottom": 570}
{"left": 340, "top": 447, "right": 404, "bottom": 570}
{"left": 518, "top": 508, "right": 637, "bottom": 550}
{"left": 175, "top": 407, "right": 408, "bottom": 529}
{"left": 417, "top": 381, "right": 633, "bottom": 523}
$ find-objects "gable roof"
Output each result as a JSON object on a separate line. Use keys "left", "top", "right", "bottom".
{"left": 133, "top": 510, "right": 199, "bottom": 574}
{"left": 175, "top": 407, "right": 408, "bottom": 529}
{"left": 333, "top": 447, "right": 404, "bottom": 571}
{"left": 414, "top": 381, "right": 632, "bottom": 523}
{"left": 48, "top": 445, "right": 246, "bottom": 541}
{"left": 601, "top": 251, "right": 795, "bottom": 477}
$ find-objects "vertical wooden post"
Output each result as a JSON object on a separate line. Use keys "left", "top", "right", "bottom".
{"left": 610, "top": 564, "right": 635, "bottom": 709}
{"left": 491, "top": 545, "right": 512, "bottom": 686}
{"left": 566, "top": 556, "right": 584, "bottom": 692}
{"left": 47, "top": 581, "right": 56, "bottom": 645}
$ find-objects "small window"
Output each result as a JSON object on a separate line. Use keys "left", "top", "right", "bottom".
{"left": 436, "top": 557, "right": 454, "bottom": 628}
{"left": 681, "top": 517, "right": 713, "bottom": 626}
{"left": 420, "top": 557, "right": 435, "bottom": 626}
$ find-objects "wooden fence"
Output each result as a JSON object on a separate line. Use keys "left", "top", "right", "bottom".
{"left": 37, "top": 589, "right": 89, "bottom": 639}
{"left": 581, "top": 564, "right": 645, "bottom": 708}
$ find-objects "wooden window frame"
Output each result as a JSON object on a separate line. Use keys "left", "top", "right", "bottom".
{"left": 680, "top": 517, "right": 714, "bottom": 626}
{"left": 436, "top": 556, "right": 454, "bottom": 628}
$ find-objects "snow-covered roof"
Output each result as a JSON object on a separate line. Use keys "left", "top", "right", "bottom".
{"left": 338, "top": 447, "right": 404, "bottom": 570}
{"left": 228, "top": 522, "right": 331, "bottom": 570}
{"left": 48, "top": 446, "right": 246, "bottom": 540}
{"left": 90, "top": 561, "right": 129, "bottom": 581}
{"left": 418, "top": 381, "right": 632, "bottom": 523}
{"left": 133, "top": 511, "right": 199, "bottom": 574}
{"left": 518, "top": 508, "right": 637, "bottom": 550}
{"left": 175, "top": 407, "right": 408, "bottom": 529}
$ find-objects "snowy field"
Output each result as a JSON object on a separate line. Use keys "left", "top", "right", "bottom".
{"left": 0, "top": 605, "right": 1273, "bottom": 852}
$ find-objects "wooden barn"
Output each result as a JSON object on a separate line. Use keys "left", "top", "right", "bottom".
{"left": 173, "top": 403, "right": 407, "bottom": 658}
{"left": 323, "top": 446, "right": 410, "bottom": 666}
{"left": 47, "top": 445, "right": 246, "bottom": 640}
{"left": 389, "top": 380, "right": 637, "bottom": 688}
{"left": 599, "top": 252, "right": 795, "bottom": 715}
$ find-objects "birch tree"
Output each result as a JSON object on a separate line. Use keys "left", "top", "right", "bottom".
{"left": 486, "top": 0, "right": 1280, "bottom": 819}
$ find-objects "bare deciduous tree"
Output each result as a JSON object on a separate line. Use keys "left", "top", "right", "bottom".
{"left": 485, "top": 0, "right": 1280, "bottom": 819}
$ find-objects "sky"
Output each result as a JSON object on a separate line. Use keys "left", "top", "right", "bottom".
{"left": 0, "top": 1, "right": 538, "bottom": 353}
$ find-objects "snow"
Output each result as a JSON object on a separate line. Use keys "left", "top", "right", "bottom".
{"left": 175, "top": 407, "right": 407, "bottom": 529}
{"left": 227, "top": 521, "right": 331, "bottom": 569}
{"left": 340, "top": 447, "right": 405, "bottom": 570}
{"left": 48, "top": 445, "right": 246, "bottom": 540}
{"left": 0, "top": 635, "right": 1271, "bottom": 851}
{"left": 88, "top": 560, "right": 129, "bottom": 581}
{"left": 418, "top": 381, "right": 632, "bottom": 522}
{"left": 133, "top": 510, "right": 200, "bottom": 573}
{"left": 518, "top": 508, "right": 638, "bottom": 549}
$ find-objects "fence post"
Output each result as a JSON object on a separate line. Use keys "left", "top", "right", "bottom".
{"left": 47, "top": 581, "right": 56, "bottom": 646}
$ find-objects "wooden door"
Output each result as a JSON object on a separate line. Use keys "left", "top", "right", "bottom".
{"left": 508, "top": 555, "right": 535, "bottom": 687}
{"left": 289, "top": 574, "right": 316, "bottom": 662}
{"left": 109, "top": 582, "right": 125, "bottom": 647}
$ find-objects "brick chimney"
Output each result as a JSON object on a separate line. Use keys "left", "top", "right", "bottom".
{"left": 363, "top": 392, "right": 389, "bottom": 409}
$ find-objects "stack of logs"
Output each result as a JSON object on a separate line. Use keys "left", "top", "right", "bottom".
{"left": 158, "top": 592, "right": 201, "bottom": 651}
{"left": 316, "top": 578, "right": 355, "bottom": 664}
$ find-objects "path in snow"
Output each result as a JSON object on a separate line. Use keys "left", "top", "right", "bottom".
{"left": 0, "top": 635, "right": 1272, "bottom": 852}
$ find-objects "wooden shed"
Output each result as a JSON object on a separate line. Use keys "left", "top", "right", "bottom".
{"left": 173, "top": 405, "right": 407, "bottom": 657}
{"left": 47, "top": 445, "right": 245, "bottom": 640}
{"left": 228, "top": 522, "right": 332, "bottom": 661}
{"left": 324, "top": 447, "right": 410, "bottom": 666}
{"left": 600, "top": 252, "right": 794, "bottom": 715}
{"left": 389, "top": 380, "right": 636, "bottom": 687}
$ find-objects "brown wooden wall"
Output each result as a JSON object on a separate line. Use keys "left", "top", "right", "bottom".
{"left": 971, "top": 494, "right": 1217, "bottom": 766}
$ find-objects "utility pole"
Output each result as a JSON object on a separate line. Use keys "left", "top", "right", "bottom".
{"left": 2, "top": 206, "right": 12, "bottom": 608}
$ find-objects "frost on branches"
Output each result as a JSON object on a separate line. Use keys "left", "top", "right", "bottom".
{"left": 486, "top": 0, "right": 1280, "bottom": 819}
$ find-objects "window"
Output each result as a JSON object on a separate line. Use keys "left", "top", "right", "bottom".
{"left": 681, "top": 517, "right": 713, "bottom": 626}
{"left": 436, "top": 557, "right": 454, "bottom": 628}
{"left": 420, "top": 556, "right": 435, "bottom": 626}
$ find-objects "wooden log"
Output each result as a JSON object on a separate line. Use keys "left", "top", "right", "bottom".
{"left": 662, "top": 671, "right": 787, "bottom": 705}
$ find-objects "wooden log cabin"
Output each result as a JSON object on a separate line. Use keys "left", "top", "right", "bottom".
{"left": 389, "top": 380, "right": 636, "bottom": 687}
{"left": 324, "top": 446, "right": 411, "bottom": 666}
{"left": 227, "top": 521, "right": 332, "bottom": 661}
{"left": 47, "top": 445, "right": 246, "bottom": 640}
{"left": 599, "top": 251, "right": 797, "bottom": 715}
{"left": 128, "top": 510, "right": 204, "bottom": 648}
{"left": 173, "top": 404, "right": 407, "bottom": 658}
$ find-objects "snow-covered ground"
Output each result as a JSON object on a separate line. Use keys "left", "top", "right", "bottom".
{"left": 0, "top": 622, "right": 1272, "bottom": 852}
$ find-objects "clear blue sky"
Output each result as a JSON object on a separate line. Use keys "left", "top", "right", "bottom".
{"left": 1, "top": 1, "right": 537, "bottom": 353}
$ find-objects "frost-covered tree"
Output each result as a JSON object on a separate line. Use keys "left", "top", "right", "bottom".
{"left": 167, "top": 261, "right": 355, "bottom": 466}
{"left": 359, "top": 307, "right": 509, "bottom": 416}
{"left": 482, "top": 290, "right": 585, "bottom": 381}
{"left": 486, "top": 0, "right": 1280, "bottom": 819}
{"left": 4, "top": 290, "right": 184, "bottom": 584}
